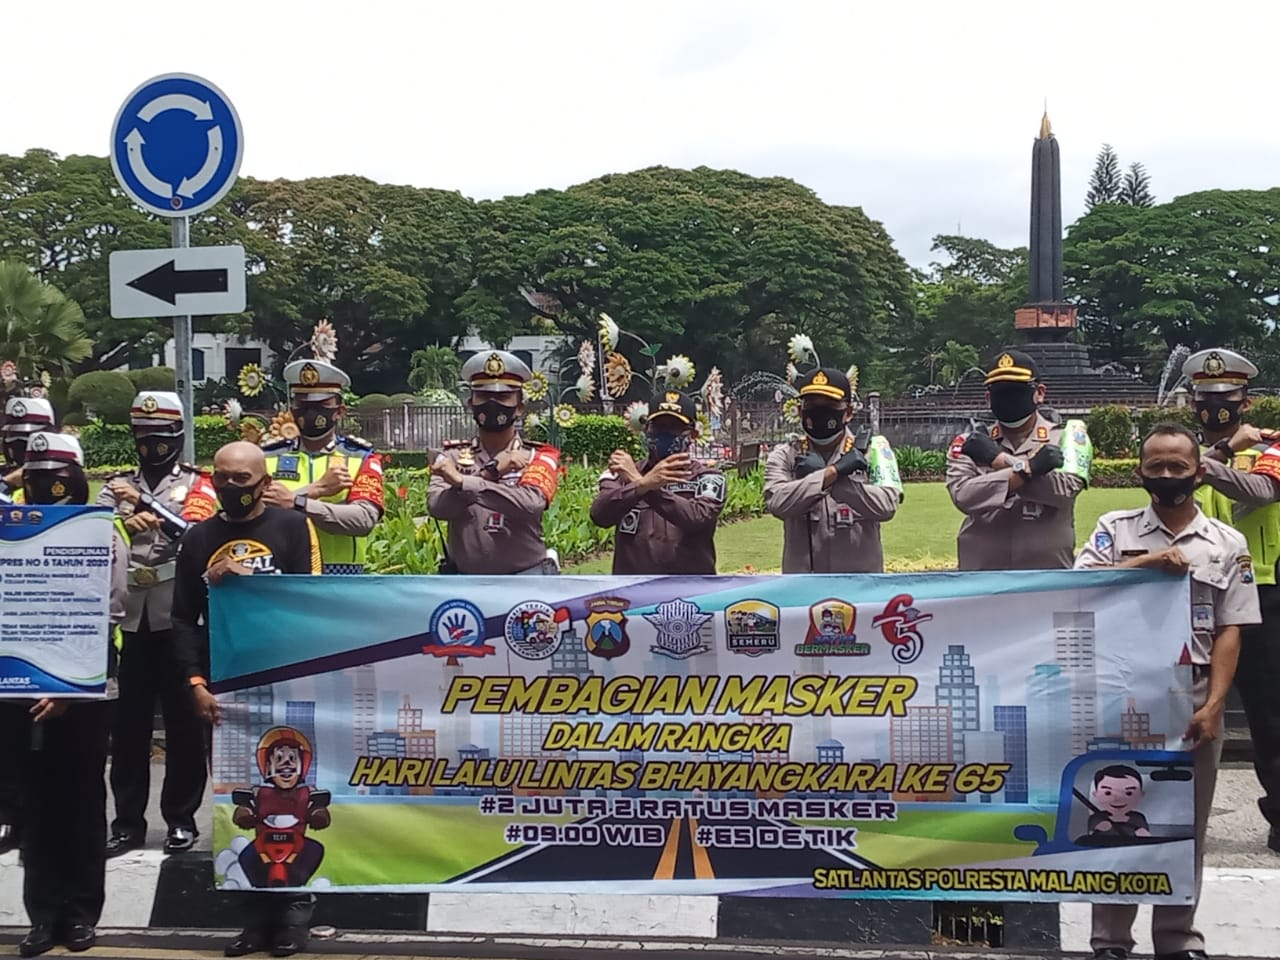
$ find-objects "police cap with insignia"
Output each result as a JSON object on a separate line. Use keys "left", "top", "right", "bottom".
{"left": 796, "top": 367, "right": 851, "bottom": 404}
{"left": 130, "top": 391, "right": 184, "bottom": 430}
{"left": 23, "top": 432, "right": 84, "bottom": 471}
{"left": 3, "top": 396, "right": 55, "bottom": 435}
{"left": 461, "top": 350, "right": 531, "bottom": 394}
{"left": 283, "top": 359, "right": 351, "bottom": 402}
{"left": 648, "top": 390, "right": 696, "bottom": 427}
{"left": 1182, "top": 348, "right": 1258, "bottom": 395}
{"left": 984, "top": 349, "right": 1040, "bottom": 386}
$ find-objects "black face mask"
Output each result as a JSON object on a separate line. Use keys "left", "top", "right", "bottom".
{"left": 136, "top": 432, "right": 182, "bottom": 467}
{"left": 989, "top": 386, "right": 1038, "bottom": 427}
{"left": 1195, "top": 398, "right": 1244, "bottom": 431}
{"left": 1141, "top": 473, "right": 1198, "bottom": 508}
{"left": 647, "top": 431, "right": 691, "bottom": 460}
{"left": 801, "top": 407, "right": 845, "bottom": 444}
{"left": 472, "top": 399, "right": 517, "bottom": 433}
{"left": 25, "top": 470, "right": 89, "bottom": 506}
{"left": 216, "top": 480, "right": 264, "bottom": 519}
{"left": 294, "top": 407, "right": 337, "bottom": 440}
{"left": 3, "top": 438, "right": 26, "bottom": 468}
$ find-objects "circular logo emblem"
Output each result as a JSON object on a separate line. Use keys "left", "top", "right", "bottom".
{"left": 300, "top": 364, "right": 320, "bottom": 386}
{"left": 504, "top": 601, "right": 564, "bottom": 660}
{"left": 429, "top": 600, "right": 487, "bottom": 653}
{"left": 29, "top": 434, "right": 49, "bottom": 453}
{"left": 141, "top": 395, "right": 159, "bottom": 413}
{"left": 10, "top": 400, "right": 27, "bottom": 419}
{"left": 1204, "top": 352, "right": 1225, "bottom": 376}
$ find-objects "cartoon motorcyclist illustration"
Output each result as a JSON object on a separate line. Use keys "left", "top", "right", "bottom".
{"left": 232, "top": 727, "right": 331, "bottom": 887}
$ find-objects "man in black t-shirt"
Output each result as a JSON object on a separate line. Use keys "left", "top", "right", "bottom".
{"left": 171, "top": 440, "right": 320, "bottom": 958}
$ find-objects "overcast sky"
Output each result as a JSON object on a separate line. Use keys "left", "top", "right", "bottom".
{"left": 5, "top": 1, "right": 1279, "bottom": 269}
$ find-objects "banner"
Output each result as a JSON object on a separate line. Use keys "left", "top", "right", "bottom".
{"left": 0, "top": 505, "right": 113, "bottom": 697}
{"left": 210, "top": 570, "right": 1198, "bottom": 903}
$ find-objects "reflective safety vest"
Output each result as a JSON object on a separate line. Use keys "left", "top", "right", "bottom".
{"left": 263, "top": 439, "right": 380, "bottom": 574}
{"left": 1195, "top": 445, "right": 1280, "bottom": 586}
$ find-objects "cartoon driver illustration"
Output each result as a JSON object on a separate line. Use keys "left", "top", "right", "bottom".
{"left": 1087, "top": 765, "right": 1152, "bottom": 842}
{"left": 232, "top": 727, "right": 331, "bottom": 887}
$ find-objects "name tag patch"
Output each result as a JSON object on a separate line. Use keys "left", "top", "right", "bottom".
{"left": 275, "top": 455, "right": 300, "bottom": 481}
{"left": 834, "top": 505, "right": 854, "bottom": 528}
{"left": 1192, "top": 604, "right": 1214, "bottom": 632}
{"left": 484, "top": 512, "right": 506, "bottom": 533}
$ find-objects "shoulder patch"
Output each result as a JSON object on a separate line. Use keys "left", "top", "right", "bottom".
{"left": 1092, "top": 530, "right": 1113, "bottom": 552}
{"left": 339, "top": 434, "right": 374, "bottom": 452}
{"left": 178, "top": 462, "right": 203, "bottom": 474}
{"left": 261, "top": 437, "right": 293, "bottom": 453}
{"left": 695, "top": 472, "right": 727, "bottom": 504}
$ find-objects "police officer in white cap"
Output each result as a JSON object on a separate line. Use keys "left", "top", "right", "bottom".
{"left": 428, "top": 350, "right": 563, "bottom": 575}
{"left": 1, "top": 395, "right": 56, "bottom": 504}
{"left": 1184, "top": 347, "right": 1280, "bottom": 852}
{"left": 99, "top": 391, "right": 218, "bottom": 857}
{"left": 262, "top": 358, "right": 385, "bottom": 574}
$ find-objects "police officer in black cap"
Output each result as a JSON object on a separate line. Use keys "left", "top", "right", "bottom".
{"left": 946, "top": 348, "right": 1092, "bottom": 570}
{"left": 764, "top": 367, "right": 901, "bottom": 572}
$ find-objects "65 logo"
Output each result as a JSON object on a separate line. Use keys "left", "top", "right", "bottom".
{"left": 870, "top": 593, "right": 932, "bottom": 665}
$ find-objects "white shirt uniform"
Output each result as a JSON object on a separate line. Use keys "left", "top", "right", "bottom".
{"left": 1074, "top": 505, "right": 1261, "bottom": 663}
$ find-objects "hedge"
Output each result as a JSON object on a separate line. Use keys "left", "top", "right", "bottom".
{"left": 67, "top": 371, "right": 135, "bottom": 425}
{"left": 79, "top": 415, "right": 237, "bottom": 467}
{"left": 126, "top": 367, "right": 177, "bottom": 391}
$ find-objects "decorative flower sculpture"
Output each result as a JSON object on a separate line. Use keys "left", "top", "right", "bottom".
{"left": 523, "top": 370, "right": 550, "bottom": 402}
{"left": 553, "top": 404, "right": 577, "bottom": 428}
{"left": 238, "top": 363, "right": 266, "bottom": 397}
{"left": 623, "top": 401, "right": 649, "bottom": 432}
{"left": 604, "top": 352, "right": 633, "bottom": 398}
{"left": 598, "top": 313, "right": 620, "bottom": 352}
{"left": 309, "top": 320, "right": 338, "bottom": 361}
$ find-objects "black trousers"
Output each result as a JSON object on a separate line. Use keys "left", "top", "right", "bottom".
{"left": 0, "top": 700, "right": 109, "bottom": 928}
{"left": 1237, "top": 583, "right": 1280, "bottom": 828}
{"left": 110, "top": 621, "right": 207, "bottom": 836}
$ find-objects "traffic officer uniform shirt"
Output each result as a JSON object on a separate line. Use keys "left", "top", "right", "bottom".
{"left": 590, "top": 392, "right": 726, "bottom": 575}
{"left": 947, "top": 351, "right": 1086, "bottom": 570}
{"left": 765, "top": 429, "right": 899, "bottom": 573}
{"left": 97, "top": 463, "right": 216, "bottom": 632}
{"left": 1074, "top": 505, "right": 1261, "bottom": 663}
{"left": 264, "top": 358, "right": 384, "bottom": 574}
{"left": 427, "top": 349, "right": 560, "bottom": 575}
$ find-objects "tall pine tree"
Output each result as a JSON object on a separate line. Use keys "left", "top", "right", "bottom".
{"left": 1120, "top": 162, "right": 1155, "bottom": 207}
{"left": 1085, "top": 144, "right": 1122, "bottom": 208}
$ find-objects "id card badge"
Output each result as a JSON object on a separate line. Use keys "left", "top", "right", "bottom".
{"left": 484, "top": 512, "right": 506, "bottom": 533}
{"left": 1021, "top": 502, "right": 1044, "bottom": 521}
{"left": 834, "top": 504, "right": 854, "bottom": 528}
{"left": 1192, "top": 604, "right": 1214, "bottom": 633}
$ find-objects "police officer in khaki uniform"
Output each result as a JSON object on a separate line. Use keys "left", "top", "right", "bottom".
{"left": 591, "top": 390, "right": 726, "bottom": 574}
{"left": 99, "top": 392, "right": 219, "bottom": 857}
{"left": 428, "top": 350, "right": 562, "bottom": 575}
{"left": 1076, "top": 422, "right": 1260, "bottom": 960}
{"left": 1, "top": 396, "right": 55, "bottom": 505}
{"left": 1182, "top": 347, "right": 1280, "bottom": 852}
{"left": 947, "top": 348, "right": 1090, "bottom": 570}
{"left": 764, "top": 367, "right": 900, "bottom": 573}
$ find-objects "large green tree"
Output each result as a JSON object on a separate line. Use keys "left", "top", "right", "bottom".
{"left": 460, "top": 166, "right": 913, "bottom": 390}
{"left": 1065, "top": 189, "right": 1280, "bottom": 371}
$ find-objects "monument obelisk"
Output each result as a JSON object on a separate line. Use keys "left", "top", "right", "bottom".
{"left": 1016, "top": 112, "right": 1083, "bottom": 372}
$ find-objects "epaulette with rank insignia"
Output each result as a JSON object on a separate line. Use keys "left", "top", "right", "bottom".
{"left": 104, "top": 469, "right": 135, "bottom": 481}
{"left": 178, "top": 462, "right": 203, "bottom": 475}
{"left": 260, "top": 436, "right": 295, "bottom": 453}
{"left": 989, "top": 424, "right": 1002, "bottom": 439}
{"left": 338, "top": 434, "right": 374, "bottom": 453}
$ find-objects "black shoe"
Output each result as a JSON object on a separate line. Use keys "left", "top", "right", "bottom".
{"left": 225, "top": 929, "right": 267, "bottom": 957}
{"left": 62, "top": 924, "right": 96, "bottom": 953}
{"left": 164, "top": 825, "right": 198, "bottom": 853}
{"left": 1154, "top": 952, "right": 1210, "bottom": 960}
{"left": 270, "top": 928, "right": 309, "bottom": 958}
{"left": 105, "top": 831, "right": 144, "bottom": 857}
{"left": 1093, "top": 950, "right": 1128, "bottom": 959}
{"left": 0, "top": 821, "right": 19, "bottom": 854}
{"left": 18, "top": 924, "right": 56, "bottom": 957}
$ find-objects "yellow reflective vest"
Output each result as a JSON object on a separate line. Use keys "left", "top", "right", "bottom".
{"left": 1195, "top": 445, "right": 1280, "bottom": 586}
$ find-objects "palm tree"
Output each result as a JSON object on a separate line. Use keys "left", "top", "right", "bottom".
{"left": 938, "top": 340, "right": 980, "bottom": 386}
{"left": 407, "top": 346, "right": 462, "bottom": 392}
{"left": 0, "top": 261, "right": 93, "bottom": 379}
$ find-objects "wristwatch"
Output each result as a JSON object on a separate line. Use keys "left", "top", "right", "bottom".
{"left": 1211, "top": 438, "right": 1234, "bottom": 461}
{"left": 1010, "top": 458, "right": 1031, "bottom": 479}
{"left": 293, "top": 493, "right": 308, "bottom": 512}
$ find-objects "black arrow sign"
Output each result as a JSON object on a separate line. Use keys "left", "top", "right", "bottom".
{"left": 127, "top": 260, "right": 228, "bottom": 305}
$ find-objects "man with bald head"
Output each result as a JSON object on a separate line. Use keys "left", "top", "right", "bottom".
{"left": 170, "top": 441, "right": 322, "bottom": 957}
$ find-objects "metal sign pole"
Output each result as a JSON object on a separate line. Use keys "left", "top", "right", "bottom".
{"left": 171, "top": 215, "right": 196, "bottom": 463}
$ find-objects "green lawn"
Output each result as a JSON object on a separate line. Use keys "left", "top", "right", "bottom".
{"left": 566, "top": 482, "right": 1147, "bottom": 574}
